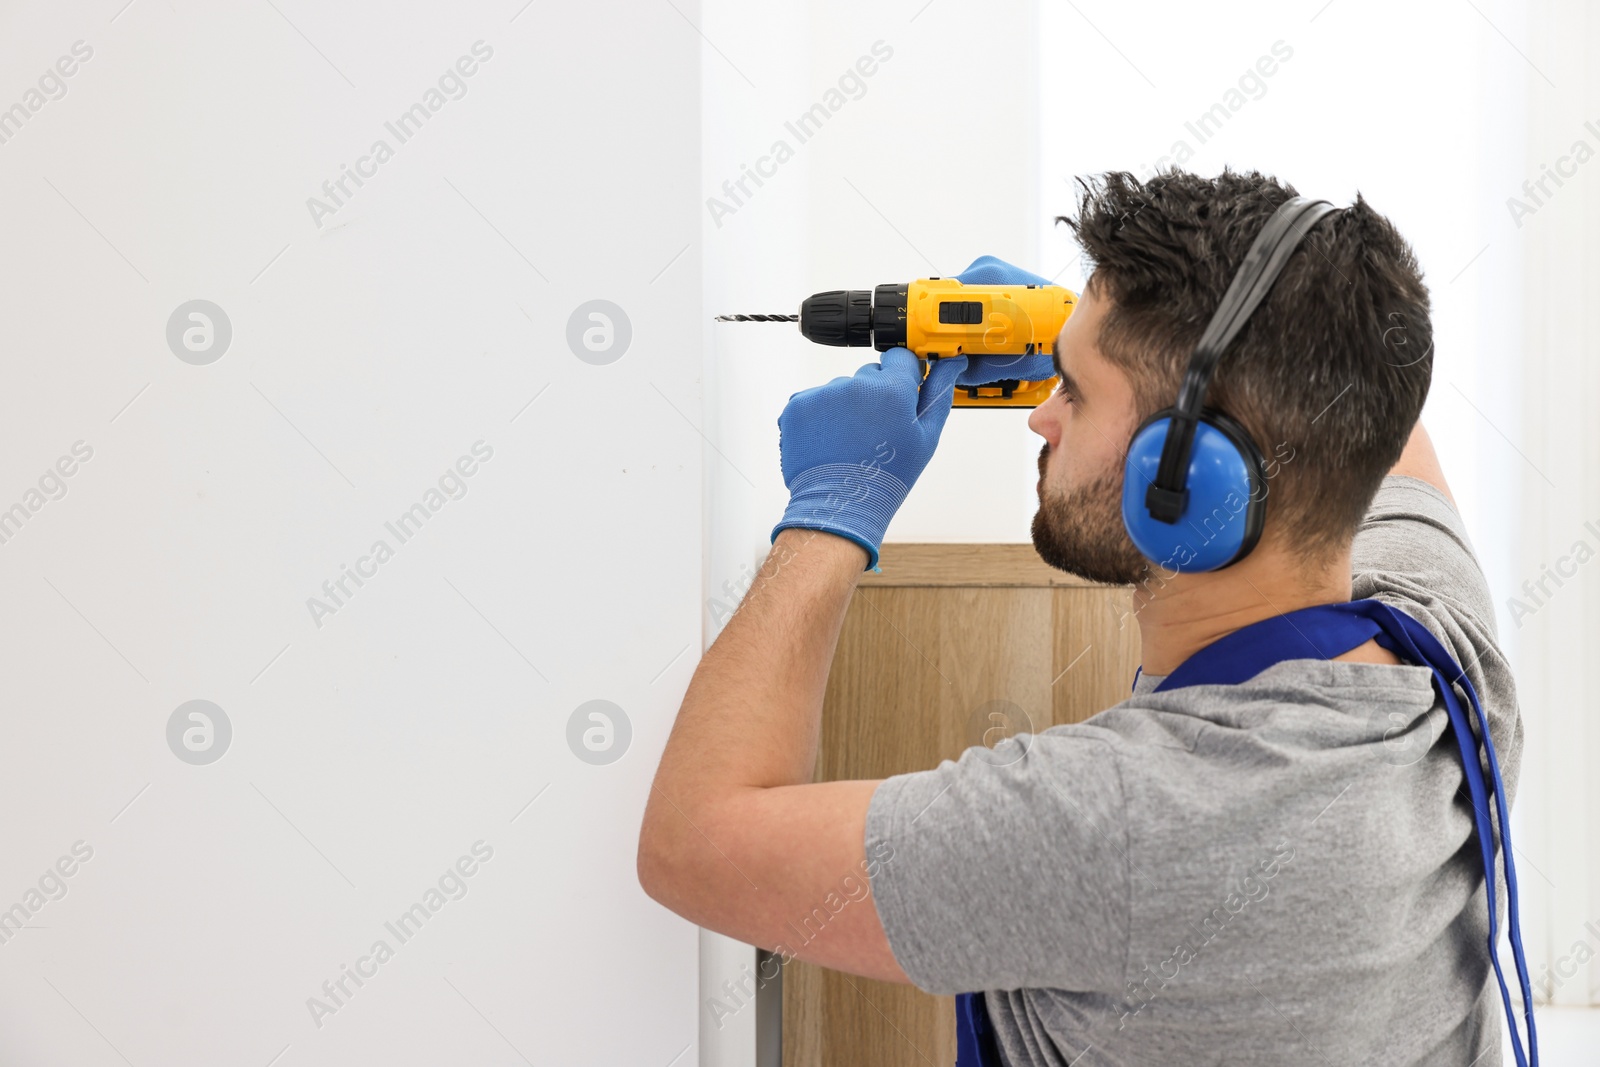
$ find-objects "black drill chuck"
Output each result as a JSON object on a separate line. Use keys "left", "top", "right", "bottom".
{"left": 798, "top": 284, "right": 908, "bottom": 351}
{"left": 798, "top": 290, "right": 871, "bottom": 346}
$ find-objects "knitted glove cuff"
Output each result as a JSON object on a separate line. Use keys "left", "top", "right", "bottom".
{"left": 770, "top": 462, "right": 912, "bottom": 571}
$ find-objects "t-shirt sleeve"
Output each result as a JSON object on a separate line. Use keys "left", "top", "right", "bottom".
{"left": 863, "top": 730, "right": 1130, "bottom": 995}
{"left": 1350, "top": 474, "right": 1522, "bottom": 776}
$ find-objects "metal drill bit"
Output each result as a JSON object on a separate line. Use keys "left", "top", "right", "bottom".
{"left": 713, "top": 314, "right": 798, "bottom": 322}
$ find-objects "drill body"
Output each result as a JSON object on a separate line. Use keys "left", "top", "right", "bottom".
{"left": 799, "top": 277, "right": 1076, "bottom": 407}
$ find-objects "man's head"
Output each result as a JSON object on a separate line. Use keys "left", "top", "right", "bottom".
{"left": 1027, "top": 167, "right": 1433, "bottom": 585}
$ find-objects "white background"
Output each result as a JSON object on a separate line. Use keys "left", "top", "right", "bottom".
{"left": 0, "top": 2, "right": 699, "bottom": 1065}
{"left": 0, "top": 0, "right": 1594, "bottom": 1065}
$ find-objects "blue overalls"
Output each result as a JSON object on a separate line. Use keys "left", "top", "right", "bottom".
{"left": 954, "top": 598, "right": 1538, "bottom": 1066}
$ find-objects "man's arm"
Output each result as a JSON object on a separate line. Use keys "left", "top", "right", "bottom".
{"left": 636, "top": 527, "right": 910, "bottom": 984}
{"left": 1388, "top": 420, "right": 1454, "bottom": 506}
{"left": 1352, "top": 417, "right": 1521, "bottom": 772}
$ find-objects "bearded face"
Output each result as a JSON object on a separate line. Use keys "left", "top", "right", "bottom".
{"left": 1030, "top": 443, "right": 1152, "bottom": 586}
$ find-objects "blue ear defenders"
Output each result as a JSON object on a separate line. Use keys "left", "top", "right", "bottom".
{"left": 1120, "top": 196, "right": 1342, "bottom": 572}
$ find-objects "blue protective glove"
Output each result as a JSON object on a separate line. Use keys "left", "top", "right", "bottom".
{"left": 771, "top": 347, "right": 969, "bottom": 571}
{"left": 952, "top": 255, "right": 1059, "bottom": 387}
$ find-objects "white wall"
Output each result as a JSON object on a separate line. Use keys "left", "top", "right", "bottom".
{"left": 0, "top": 2, "right": 700, "bottom": 1064}
{"left": 1517, "top": 0, "right": 1600, "bottom": 1010}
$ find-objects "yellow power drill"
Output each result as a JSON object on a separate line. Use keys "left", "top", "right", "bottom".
{"left": 718, "top": 277, "right": 1077, "bottom": 408}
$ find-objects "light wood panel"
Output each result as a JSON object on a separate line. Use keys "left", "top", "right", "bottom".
{"left": 857, "top": 542, "right": 1102, "bottom": 588}
{"left": 782, "top": 543, "right": 1142, "bottom": 1067}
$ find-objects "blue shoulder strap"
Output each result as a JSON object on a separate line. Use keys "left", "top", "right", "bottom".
{"left": 954, "top": 990, "right": 1001, "bottom": 1067}
{"left": 1154, "top": 599, "right": 1536, "bottom": 1065}
{"left": 952, "top": 599, "right": 1537, "bottom": 1066}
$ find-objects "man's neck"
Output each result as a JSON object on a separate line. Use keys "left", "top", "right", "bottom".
{"left": 1132, "top": 542, "right": 1354, "bottom": 676}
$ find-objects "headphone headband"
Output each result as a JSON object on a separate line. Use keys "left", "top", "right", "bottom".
{"left": 1144, "top": 196, "right": 1341, "bottom": 524}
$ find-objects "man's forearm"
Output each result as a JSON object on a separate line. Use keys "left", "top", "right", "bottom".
{"left": 642, "top": 528, "right": 866, "bottom": 825}
{"left": 634, "top": 527, "right": 902, "bottom": 974}
{"left": 1390, "top": 420, "right": 1455, "bottom": 506}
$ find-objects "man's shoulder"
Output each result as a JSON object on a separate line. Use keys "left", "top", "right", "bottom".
{"left": 1056, "top": 657, "right": 1437, "bottom": 753}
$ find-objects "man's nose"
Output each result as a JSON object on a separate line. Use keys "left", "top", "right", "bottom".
{"left": 1027, "top": 402, "right": 1053, "bottom": 443}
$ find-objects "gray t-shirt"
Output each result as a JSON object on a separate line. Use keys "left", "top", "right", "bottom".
{"left": 865, "top": 476, "right": 1524, "bottom": 1066}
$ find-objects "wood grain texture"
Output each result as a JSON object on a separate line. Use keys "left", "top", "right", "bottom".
{"left": 859, "top": 542, "right": 1103, "bottom": 588}
{"left": 1052, "top": 588, "right": 1144, "bottom": 727}
{"left": 782, "top": 543, "right": 1141, "bottom": 1067}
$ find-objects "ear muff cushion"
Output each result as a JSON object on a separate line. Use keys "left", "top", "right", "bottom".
{"left": 1121, "top": 408, "right": 1268, "bottom": 572}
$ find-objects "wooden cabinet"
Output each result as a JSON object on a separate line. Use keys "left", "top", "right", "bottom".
{"left": 782, "top": 543, "right": 1140, "bottom": 1067}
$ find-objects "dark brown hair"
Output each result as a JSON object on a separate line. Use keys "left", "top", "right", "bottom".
{"left": 1058, "top": 167, "right": 1433, "bottom": 561}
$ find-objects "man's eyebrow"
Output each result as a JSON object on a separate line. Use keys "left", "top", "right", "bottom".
{"left": 1050, "top": 350, "right": 1080, "bottom": 395}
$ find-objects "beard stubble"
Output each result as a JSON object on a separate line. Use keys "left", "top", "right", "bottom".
{"left": 1030, "top": 446, "right": 1152, "bottom": 587}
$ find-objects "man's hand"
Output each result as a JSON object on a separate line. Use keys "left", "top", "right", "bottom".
{"left": 770, "top": 347, "right": 967, "bottom": 571}
{"left": 952, "top": 254, "right": 1060, "bottom": 387}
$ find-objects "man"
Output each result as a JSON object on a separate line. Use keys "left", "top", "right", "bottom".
{"left": 637, "top": 168, "right": 1522, "bottom": 1065}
